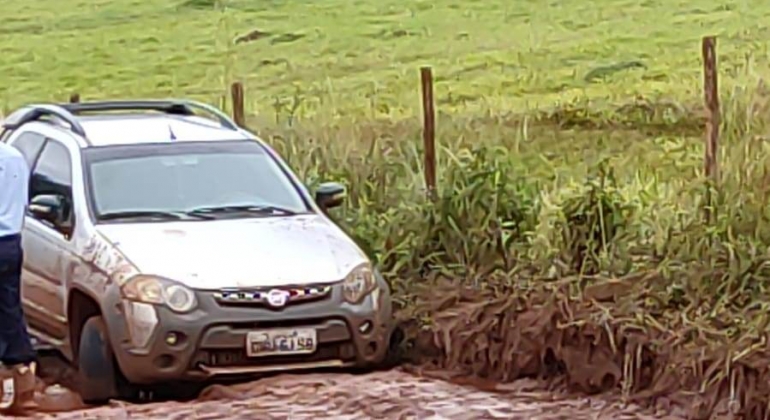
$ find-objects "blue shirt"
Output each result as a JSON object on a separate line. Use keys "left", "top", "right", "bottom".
{"left": 0, "top": 141, "right": 29, "bottom": 237}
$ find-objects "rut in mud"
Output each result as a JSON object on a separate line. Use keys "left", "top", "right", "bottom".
{"left": 3, "top": 327, "right": 687, "bottom": 420}
{"left": 11, "top": 368, "right": 675, "bottom": 420}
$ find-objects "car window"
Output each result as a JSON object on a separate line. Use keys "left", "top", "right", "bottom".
{"left": 29, "top": 140, "right": 75, "bottom": 232}
{"left": 9, "top": 132, "right": 46, "bottom": 168}
{"left": 85, "top": 142, "right": 309, "bottom": 218}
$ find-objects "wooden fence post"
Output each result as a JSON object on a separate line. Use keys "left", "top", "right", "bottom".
{"left": 701, "top": 36, "right": 720, "bottom": 224}
{"left": 231, "top": 82, "right": 245, "bottom": 128}
{"left": 420, "top": 66, "right": 437, "bottom": 199}
{"left": 69, "top": 93, "right": 80, "bottom": 103}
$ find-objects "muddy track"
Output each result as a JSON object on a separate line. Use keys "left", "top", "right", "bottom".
{"left": 4, "top": 355, "right": 681, "bottom": 419}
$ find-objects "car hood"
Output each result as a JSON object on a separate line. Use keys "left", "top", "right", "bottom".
{"left": 94, "top": 215, "right": 368, "bottom": 290}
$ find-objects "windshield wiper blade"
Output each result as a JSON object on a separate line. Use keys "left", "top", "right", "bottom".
{"left": 99, "top": 210, "right": 211, "bottom": 221}
{"left": 187, "top": 204, "right": 298, "bottom": 216}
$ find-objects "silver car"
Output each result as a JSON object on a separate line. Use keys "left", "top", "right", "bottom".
{"left": 0, "top": 100, "right": 396, "bottom": 403}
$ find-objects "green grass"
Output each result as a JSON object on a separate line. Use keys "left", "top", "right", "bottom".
{"left": 1, "top": 0, "right": 769, "bottom": 118}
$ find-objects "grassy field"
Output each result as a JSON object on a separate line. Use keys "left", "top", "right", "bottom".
{"left": 1, "top": 0, "right": 769, "bottom": 116}
{"left": 2, "top": 0, "right": 769, "bottom": 184}
{"left": 5, "top": 0, "right": 770, "bottom": 418}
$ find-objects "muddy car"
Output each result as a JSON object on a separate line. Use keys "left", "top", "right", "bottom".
{"left": 0, "top": 100, "right": 396, "bottom": 403}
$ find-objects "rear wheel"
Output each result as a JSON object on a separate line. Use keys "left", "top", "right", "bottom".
{"left": 76, "top": 316, "right": 137, "bottom": 404}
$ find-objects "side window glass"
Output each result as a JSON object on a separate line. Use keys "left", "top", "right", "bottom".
{"left": 29, "top": 140, "right": 74, "bottom": 235}
{"left": 9, "top": 132, "right": 46, "bottom": 168}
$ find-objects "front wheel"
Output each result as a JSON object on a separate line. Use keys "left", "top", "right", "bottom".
{"left": 76, "top": 316, "right": 136, "bottom": 404}
{"left": 381, "top": 326, "right": 405, "bottom": 369}
{"left": 355, "top": 326, "right": 404, "bottom": 373}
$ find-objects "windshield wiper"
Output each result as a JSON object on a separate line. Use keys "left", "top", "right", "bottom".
{"left": 99, "top": 210, "right": 212, "bottom": 221}
{"left": 186, "top": 204, "right": 299, "bottom": 217}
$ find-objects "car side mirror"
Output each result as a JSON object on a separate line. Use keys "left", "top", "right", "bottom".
{"left": 28, "top": 194, "right": 65, "bottom": 227}
{"left": 315, "top": 182, "right": 345, "bottom": 210}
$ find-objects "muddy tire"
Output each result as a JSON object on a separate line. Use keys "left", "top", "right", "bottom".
{"left": 381, "top": 326, "right": 405, "bottom": 369}
{"left": 77, "top": 316, "right": 135, "bottom": 404}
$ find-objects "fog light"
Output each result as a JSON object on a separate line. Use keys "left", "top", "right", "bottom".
{"left": 359, "top": 321, "right": 372, "bottom": 334}
{"left": 166, "top": 332, "right": 179, "bottom": 346}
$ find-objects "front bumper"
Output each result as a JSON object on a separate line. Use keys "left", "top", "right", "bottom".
{"left": 103, "top": 284, "right": 394, "bottom": 385}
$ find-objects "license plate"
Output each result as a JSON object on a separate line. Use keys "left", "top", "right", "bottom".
{"left": 246, "top": 328, "right": 317, "bottom": 357}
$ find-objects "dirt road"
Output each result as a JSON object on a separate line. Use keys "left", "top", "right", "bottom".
{"left": 4, "top": 369, "right": 684, "bottom": 420}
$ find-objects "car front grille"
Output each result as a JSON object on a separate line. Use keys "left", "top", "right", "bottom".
{"left": 212, "top": 284, "right": 333, "bottom": 307}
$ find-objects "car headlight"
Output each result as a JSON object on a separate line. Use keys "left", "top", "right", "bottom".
{"left": 121, "top": 275, "right": 197, "bottom": 313}
{"left": 342, "top": 263, "right": 377, "bottom": 304}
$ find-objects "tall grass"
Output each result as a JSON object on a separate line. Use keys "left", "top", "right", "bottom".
{"left": 261, "top": 86, "right": 770, "bottom": 280}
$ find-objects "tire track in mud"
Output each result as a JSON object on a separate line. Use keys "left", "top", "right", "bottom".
{"left": 6, "top": 366, "right": 683, "bottom": 419}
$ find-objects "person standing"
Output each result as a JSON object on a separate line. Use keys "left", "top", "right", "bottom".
{"left": 0, "top": 140, "right": 37, "bottom": 412}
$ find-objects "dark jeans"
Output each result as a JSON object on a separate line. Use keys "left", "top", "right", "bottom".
{"left": 0, "top": 234, "right": 35, "bottom": 366}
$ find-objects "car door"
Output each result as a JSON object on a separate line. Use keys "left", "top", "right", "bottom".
{"left": 16, "top": 136, "right": 76, "bottom": 341}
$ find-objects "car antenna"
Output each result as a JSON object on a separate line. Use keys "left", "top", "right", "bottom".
{"left": 168, "top": 124, "right": 177, "bottom": 141}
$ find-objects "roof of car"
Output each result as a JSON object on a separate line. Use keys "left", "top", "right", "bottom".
{"left": 77, "top": 114, "right": 251, "bottom": 146}
{"left": 1, "top": 100, "right": 251, "bottom": 147}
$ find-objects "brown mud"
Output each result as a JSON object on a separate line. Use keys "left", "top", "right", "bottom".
{"left": 401, "top": 277, "right": 759, "bottom": 420}
{"left": 0, "top": 350, "right": 680, "bottom": 419}
{"left": 4, "top": 369, "right": 677, "bottom": 419}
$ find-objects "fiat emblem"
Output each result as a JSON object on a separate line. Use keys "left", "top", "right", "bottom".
{"left": 266, "top": 289, "right": 290, "bottom": 307}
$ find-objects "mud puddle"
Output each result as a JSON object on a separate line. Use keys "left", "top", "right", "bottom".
{"left": 4, "top": 354, "right": 682, "bottom": 420}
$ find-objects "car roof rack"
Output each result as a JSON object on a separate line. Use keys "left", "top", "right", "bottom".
{"left": 1, "top": 104, "right": 87, "bottom": 137}
{"left": 60, "top": 99, "right": 240, "bottom": 131}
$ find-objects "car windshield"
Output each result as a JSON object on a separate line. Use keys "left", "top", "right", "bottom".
{"left": 83, "top": 140, "right": 310, "bottom": 221}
